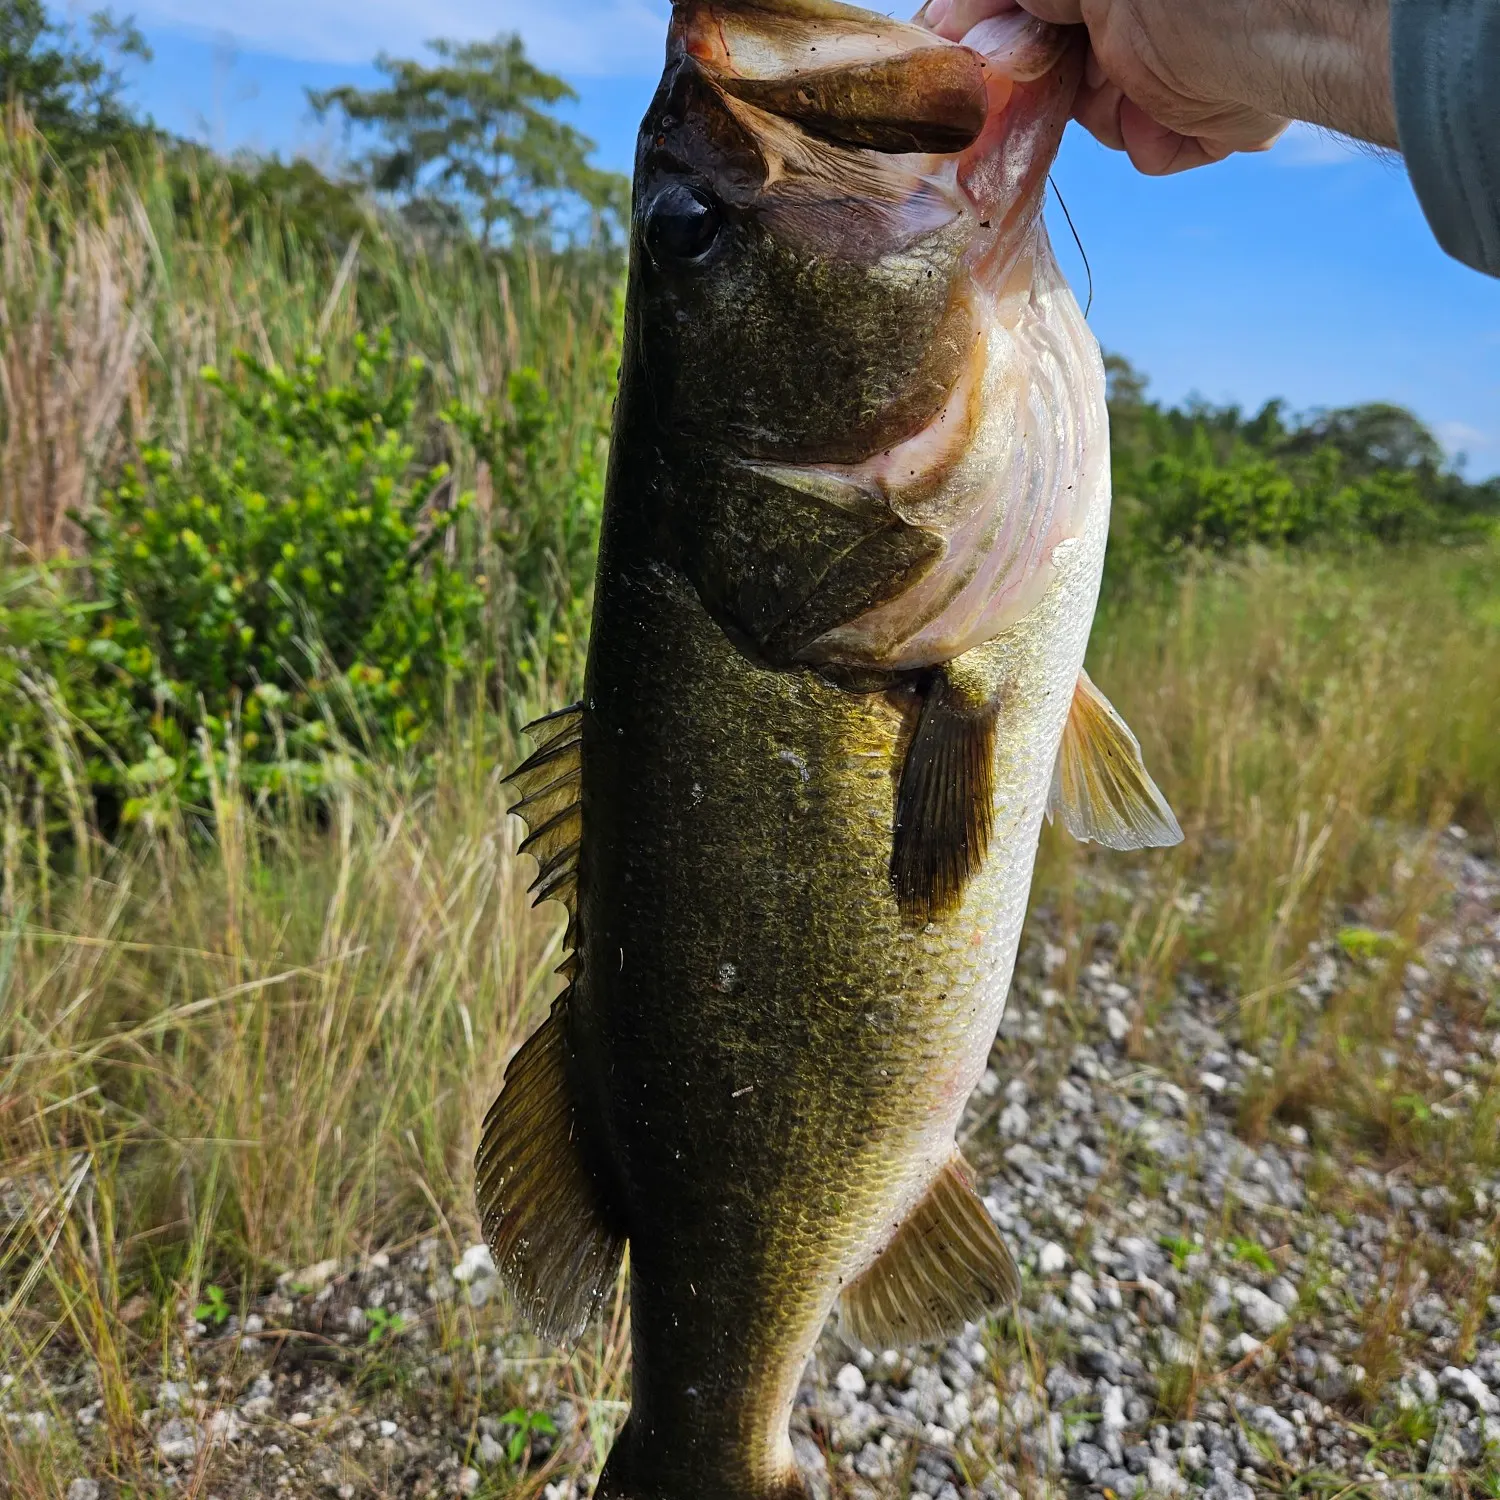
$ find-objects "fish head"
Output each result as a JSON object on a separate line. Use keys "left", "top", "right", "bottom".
{"left": 627, "top": 0, "right": 1105, "bottom": 671}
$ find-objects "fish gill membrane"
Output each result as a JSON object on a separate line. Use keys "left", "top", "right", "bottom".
{"left": 477, "top": 3, "right": 1183, "bottom": 1497}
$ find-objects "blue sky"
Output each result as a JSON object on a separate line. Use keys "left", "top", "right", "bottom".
{"left": 110, "top": 0, "right": 1500, "bottom": 476}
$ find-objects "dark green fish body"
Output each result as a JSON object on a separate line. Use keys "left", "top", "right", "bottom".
{"left": 477, "top": 4, "right": 1183, "bottom": 1496}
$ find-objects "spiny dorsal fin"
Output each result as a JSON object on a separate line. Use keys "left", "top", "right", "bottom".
{"left": 891, "top": 658, "right": 1002, "bottom": 923}
{"left": 475, "top": 1006, "right": 625, "bottom": 1343}
{"left": 1047, "top": 671, "right": 1183, "bottom": 852}
{"left": 483, "top": 704, "right": 617, "bottom": 1341}
{"left": 505, "top": 705, "right": 584, "bottom": 960}
{"left": 841, "top": 1155, "right": 1020, "bottom": 1349}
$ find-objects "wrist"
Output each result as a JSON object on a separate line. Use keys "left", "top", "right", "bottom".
{"left": 1240, "top": 0, "right": 1397, "bottom": 147}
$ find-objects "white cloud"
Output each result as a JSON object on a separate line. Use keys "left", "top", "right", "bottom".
{"left": 1437, "top": 420, "right": 1492, "bottom": 454}
{"left": 131, "top": 0, "right": 673, "bottom": 73}
{"left": 1273, "top": 122, "right": 1386, "bottom": 168}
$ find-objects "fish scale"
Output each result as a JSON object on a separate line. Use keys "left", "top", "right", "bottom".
{"left": 476, "top": 2, "right": 1182, "bottom": 1496}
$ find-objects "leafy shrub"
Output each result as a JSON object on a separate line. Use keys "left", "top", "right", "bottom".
{"left": 2, "top": 333, "right": 487, "bottom": 821}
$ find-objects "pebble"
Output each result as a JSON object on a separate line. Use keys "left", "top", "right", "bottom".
{"left": 1036, "top": 1241, "right": 1068, "bottom": 1275}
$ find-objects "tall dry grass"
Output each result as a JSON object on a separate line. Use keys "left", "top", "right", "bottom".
{"left": 0, "top": 109, "right": 619, "bottom": 565}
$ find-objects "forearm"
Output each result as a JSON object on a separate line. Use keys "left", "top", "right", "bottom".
{"left": 1179, "top": 0, "right": 1397, "bottom": 148}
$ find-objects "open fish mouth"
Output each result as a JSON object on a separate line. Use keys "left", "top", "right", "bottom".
{"left": 668, "top": 0, "right": 1083, "bottom": 277}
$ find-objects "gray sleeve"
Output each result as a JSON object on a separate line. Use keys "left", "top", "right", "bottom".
{"left": 1392, "top": 0, "right": 1500, "bottom": 276}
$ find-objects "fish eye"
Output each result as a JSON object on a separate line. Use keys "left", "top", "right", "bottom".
{"left": 646, "top": 184, "right": 723, "bottom": 265}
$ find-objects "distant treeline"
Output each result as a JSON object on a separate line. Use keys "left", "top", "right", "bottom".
{"left": 1106, "top": 356, "right": 1498, "bottom": 569}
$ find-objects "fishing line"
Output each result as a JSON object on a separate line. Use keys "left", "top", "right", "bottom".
{"left": 1049, "top": 176, "right": 1094, "bottom": 319}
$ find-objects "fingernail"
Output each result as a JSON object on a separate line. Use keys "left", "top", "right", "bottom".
{"left": 924, "top": 0, "right": 953, "bottom": 30}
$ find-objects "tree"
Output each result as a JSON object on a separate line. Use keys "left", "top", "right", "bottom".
{"left": 0, "top": 0, "right": 151, "bottom": 161}
{"left": 310, "top": 34, "right": 627, "bottom": 250}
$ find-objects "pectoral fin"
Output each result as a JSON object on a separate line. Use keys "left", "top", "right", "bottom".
{"left": 1048, "top": 671, "right": 1183, "bottom": 851}
{"left": 891, "top": 653, "right": 1003, "bottom": 923}
{"left": 841, "top": 1155, "right": 1020, "bottom": 1350}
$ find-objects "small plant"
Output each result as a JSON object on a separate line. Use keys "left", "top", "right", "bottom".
{"left": 1337, "top": 926, "right": 1401, "bottom": 962}
{"left": 1158, "top": 1234, "right": 1196, "bottom": 1272}
{"left": 1227, "top": 1236, "right": 1277, "bottom": 1276}
{"left": 365, "top": 1306, "right": 406, "bottom": 1346}
{"left": 193, "top": 1283, "right": 230, "bottom": 1327}
{"left": 500, "top": 1406, "right": 558, "bottom": 1466}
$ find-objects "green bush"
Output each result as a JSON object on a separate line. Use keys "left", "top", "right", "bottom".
{"left": 1104, "top": 357, "right": 1500, "bottom": 582}
{"left": 2, "top": 333, "right": 488, "bottom": 821}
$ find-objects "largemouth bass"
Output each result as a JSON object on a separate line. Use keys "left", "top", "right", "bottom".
{"left": 477, "top": 2, "right": 1182, "bottom": 1496}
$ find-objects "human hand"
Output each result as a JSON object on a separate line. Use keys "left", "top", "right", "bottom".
{"left": 923, "top": 0, "right": 1397, "bottom": 176}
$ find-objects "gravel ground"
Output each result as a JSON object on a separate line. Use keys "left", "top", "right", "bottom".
{"left": 8, "top": 829, "right": 1500, "bottom": 1499}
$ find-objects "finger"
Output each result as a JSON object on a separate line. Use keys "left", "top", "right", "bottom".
{"left": 922, "top": 0, "right": 1026, "bottom": 43}
{"left": 1072, "top": 75, "right": 1128, "bottom": 152}
{"left": 1117, "top": 100, "right": 1227, "bottom": 175}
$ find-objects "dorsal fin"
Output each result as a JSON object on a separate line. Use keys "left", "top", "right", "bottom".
{"left": 1048, "top": 671, "right": 1183, "bottom": 851}
{"left": 479, "top": 705, "right": 623, "bottom": 1343}
{"left": 475, "top": 1005, "right": 625, "bottom": 1343}
{"left": 505, "top": 705, "right": 585, "bottom": 956}
{"left": 841, "top": 1155, "right": 1020, "bottom": 1349}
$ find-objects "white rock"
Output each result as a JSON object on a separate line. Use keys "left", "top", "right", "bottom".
{"left": 203, "top": 1410, "right": 242, "bottom": 1444}
{"left": 289, "top": 1411, "right": 313, "bottom": 1428}
{"left": 835, "top": 1363, "right": 866, "bottom": 1397}
{"left": 286, "top": 1259, "right": 339, "bottom": 1294}
{"left": 457, "top": 1467, "right": 482, "bottom": 1495}
{"left": 1104, "top": 1007, "right": 1130, "bottom": 1043}
{"left": 1199, "top": 1072, "right": 1228, "bottom": 1094}
{"left": 67, "top": 1483, "right": 100, "bottom": 1500}
{"left": 453, "top": 1244, "right": 497, "bottom": 1284}
{"left": 1225, "top": 1333, "right": 1263, "bottom": 1361}
{"left": 1233, "top": 1283, "right": 1288, "bottom": 1336}
{"left": 998, "top": 1102, "right": 1030, "bottom": 1139}
{"left": 155, "top": 1418, "right": 199, "bottom": 1461}
{"left": 1100, "top": 1385, "right": 1126, "bottom": 1433}
{"left": 1268, "top": 1277, "right": 1300, "bottom": 1311}
{"left": 1441, "top": 1366, "right": 1500, "bottom": 1414}
{"left": 1037, "top": 1242, "right": 1068, "bottom": 1276}
{"left": 379, "top": 1420, "right": 399, "bottom": 1437}
{"left": 1144, "top": 1457, "right": 1188, "bottom": 1496}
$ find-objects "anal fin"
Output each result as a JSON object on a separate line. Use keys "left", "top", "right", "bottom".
{"left": 475, "top": 1006, "right": 625, "bottom": 1343}
{"left": 891, "top": 654, "right": 1003, "bottom": 923}
{"left": 841, "top": 1156, "right": 1020, "bottom": 1350}
{"left": 1048, "top": 671, "right": 1183, "bottom": 851}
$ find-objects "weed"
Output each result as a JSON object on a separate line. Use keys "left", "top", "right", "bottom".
{"left": 365, "top": 1304, "right": 407, "bottom": 1346}
{"left": 1228, "top": 1235, "right": 1277, "bottom": 1276}
{"left": 193, "top": 1283, "right": 230, "bottom": 1328}
{"left": 499, "top": 1404, "right": 558, "bottom": 1466}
